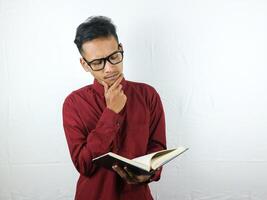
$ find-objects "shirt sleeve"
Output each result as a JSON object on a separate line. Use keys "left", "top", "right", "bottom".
{"left": 146, "top": 88, "right": 167, "bottom": 182}
{"left": 62, "top": 96, "right": 124, "bottom": 177}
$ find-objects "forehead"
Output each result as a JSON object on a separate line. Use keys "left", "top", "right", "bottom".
{"left": 81, "top": 36, "right": 118, "bottom": 59}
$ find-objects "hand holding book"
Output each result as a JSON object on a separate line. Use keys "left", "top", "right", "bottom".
{"left": 112, "top": 165, "right": 153, "bottom": 184}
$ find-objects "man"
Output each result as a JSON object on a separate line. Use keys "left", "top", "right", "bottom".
{"left": 62, "top": 16, "right": 166, "bottom": 200}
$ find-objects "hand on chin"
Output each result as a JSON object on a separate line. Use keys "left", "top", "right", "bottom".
{"left": 102, "top": 73, "right": 123, "bottom": 87}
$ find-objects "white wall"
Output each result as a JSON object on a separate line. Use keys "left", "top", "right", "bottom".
{"left": 1, "top": 0, "right": 267, "bottom": 199}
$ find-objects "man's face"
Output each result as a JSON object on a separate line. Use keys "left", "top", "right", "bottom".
{"left": 80, "top": 36, "right": 123, "bottom": 87}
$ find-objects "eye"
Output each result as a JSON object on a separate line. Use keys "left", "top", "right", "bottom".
{"left": 110, "top": 53, "right": 119, "bottom": 60}
{"left": 91, "top": 59, "right": 103, "bottom": 66}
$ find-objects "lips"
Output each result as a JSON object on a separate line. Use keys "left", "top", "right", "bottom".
{"left": 104, "top": 73, "right": 119, "bottom": 80}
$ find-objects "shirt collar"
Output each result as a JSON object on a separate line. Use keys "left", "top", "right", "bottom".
{"left": 92, "top": 78, "right": 127, "bottom": 97}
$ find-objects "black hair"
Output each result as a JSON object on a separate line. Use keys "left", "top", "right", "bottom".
{"left": 74, "top": 16, "right": 119, "bottom": 54}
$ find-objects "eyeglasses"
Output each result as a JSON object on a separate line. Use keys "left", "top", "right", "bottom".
{"left": 83, "top": 45, "right": 124, "bottom": 71}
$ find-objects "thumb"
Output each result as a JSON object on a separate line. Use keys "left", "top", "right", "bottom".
{"left": 101, "top": 80, "right": 109, "bottom": 94}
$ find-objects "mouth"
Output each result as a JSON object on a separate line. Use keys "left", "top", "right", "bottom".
{"left": 104, "top": 73, "right": 119, "bottom": 80}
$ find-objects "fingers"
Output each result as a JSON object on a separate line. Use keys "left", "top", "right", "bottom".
{"left": 124, "top": 167, "right": 151, "bottom": 183}
{"left": 110, "top": 74, "right": 124, "bottom": 90}
{"left": 99, "top": 73, "right": 123, "bottom": 92}
{"left": 112, "top": 85, "right": 125, "bottom": 97}
{"left": 101, "top": 80, "right": 109, "bottom": 94}
{"left": 124, "top": 167, "right": 135, "bottom": 180}
{"left": 118, "top": 84, "right": 123, "bottom": 91}
{"left": 112, "top": 165, "right": 137, "bottom": 184}
{"left": 112, "top": 165, "right": 130, "bottom": 180}
{"left": 112, "top": 165, "right": 151, "bottom": 184}
{"left": 102, "top": 74, "right": 123, "bottom": 94}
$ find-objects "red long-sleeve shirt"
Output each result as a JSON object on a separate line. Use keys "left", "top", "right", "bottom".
{"left": 62, "top": 78, "right": 166, "bottom": 200}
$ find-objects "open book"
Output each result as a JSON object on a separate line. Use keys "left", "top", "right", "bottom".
{"left": 92, "top": 146, "right": 188, "bottom": 175}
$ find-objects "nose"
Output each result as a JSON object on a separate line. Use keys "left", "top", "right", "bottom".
{"left": 104, "top": 60, "right": 115, "bottom": 72}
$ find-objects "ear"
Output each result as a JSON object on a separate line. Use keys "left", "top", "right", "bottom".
{"left": 80, "top": 58, "right": 90, "bottom": 72}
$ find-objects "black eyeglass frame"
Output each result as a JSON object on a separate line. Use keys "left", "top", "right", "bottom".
{"left": 82, "top": 44, "right": 124, "bottom": 71}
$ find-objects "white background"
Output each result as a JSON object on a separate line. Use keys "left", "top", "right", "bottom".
{"left": 1, "top": 0, "right": 267, "bottom": 199}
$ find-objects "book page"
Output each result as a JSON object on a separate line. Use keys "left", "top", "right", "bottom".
{"left": 132, "top": 152, "right": 157, "bottom": 169}
{"left": 107, "top": 152, "right": 150, "bottom": 171}
{"left": 151, "top": 147, "right": 188, "bottom": 170}
{"left": 132, "top": 149, "right": 176, "bottom": 169}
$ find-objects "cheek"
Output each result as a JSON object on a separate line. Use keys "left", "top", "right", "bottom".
{"left": 118, "top": 64, "right": 123, "bottom": 72}
{"left": 90, "top": 71, "right": 104, "bottom": 80}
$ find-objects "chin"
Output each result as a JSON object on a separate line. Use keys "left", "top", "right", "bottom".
{"left": 107, "top": 80, "right": 116, "bottom": 86}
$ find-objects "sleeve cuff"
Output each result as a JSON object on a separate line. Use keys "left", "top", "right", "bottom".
{"left": 149, "top": 167, "right": 162, "bottom": 183}
{"left": 98, "top": 108, "right": 124, "bottom": 128}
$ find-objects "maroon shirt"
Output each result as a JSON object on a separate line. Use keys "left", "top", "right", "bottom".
{"left": 62, "top": 78, "right": 166, "bottom": 200}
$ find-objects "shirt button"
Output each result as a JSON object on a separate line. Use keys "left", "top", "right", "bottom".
{"left": 116, "top": 122, "right": 120, "bottom": 126}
